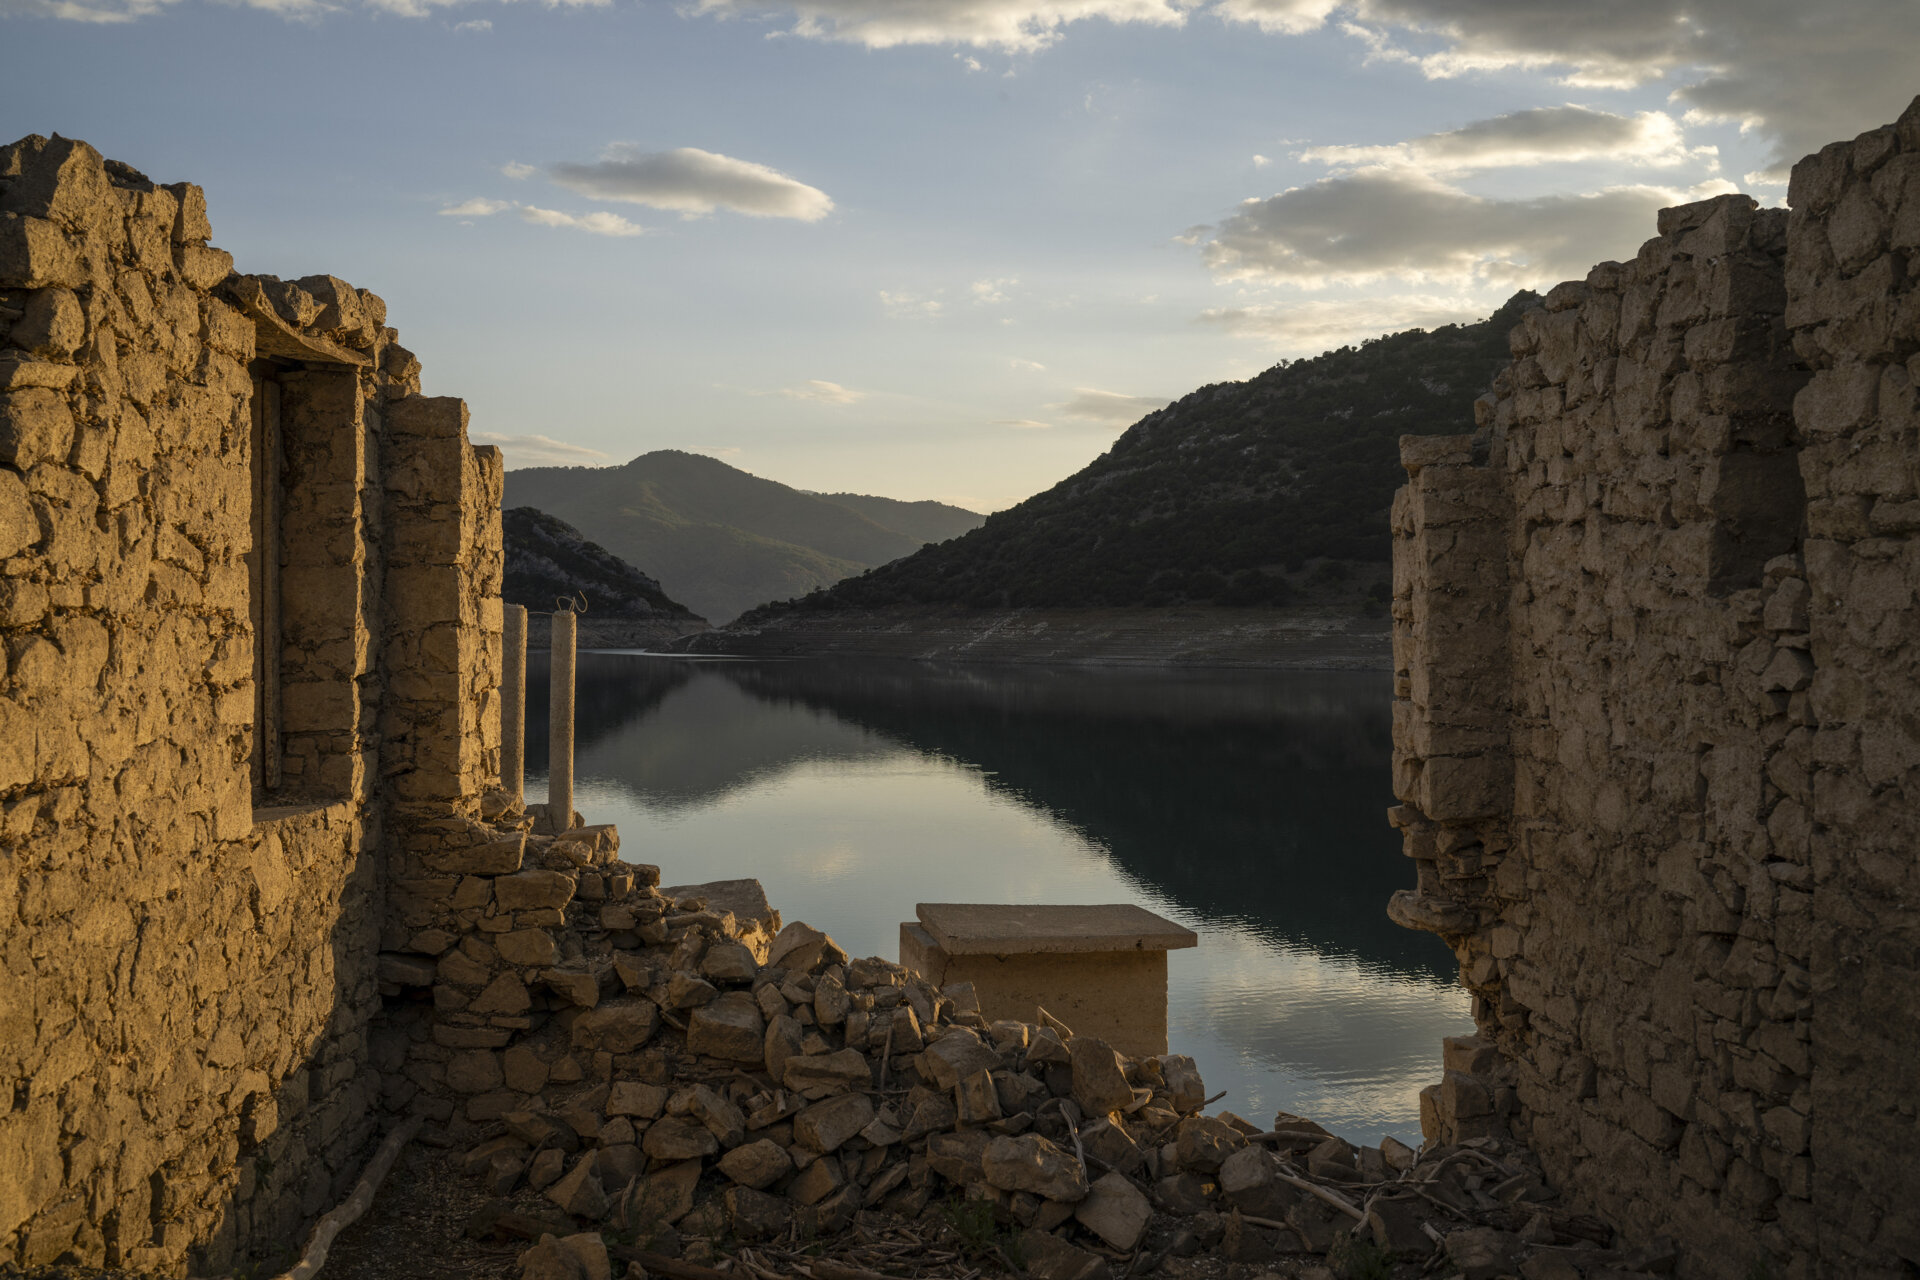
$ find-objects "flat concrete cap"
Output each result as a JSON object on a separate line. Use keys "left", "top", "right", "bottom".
{"left": 915, "top": 903, "right": 1197, "bottom": 956}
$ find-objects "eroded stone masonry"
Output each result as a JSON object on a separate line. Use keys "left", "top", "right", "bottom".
{"left": 1392, "top": 99, "right": 1920, "bottom": 1279}
{"left": 0, "top": 133, "right": 503, "bottom": 1270}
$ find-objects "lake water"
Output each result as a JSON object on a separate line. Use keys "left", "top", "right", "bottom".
{"left": 525, "top": 651, "right": 1472, "bottom": 1147}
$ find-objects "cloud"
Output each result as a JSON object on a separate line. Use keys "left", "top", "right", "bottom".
{"left": 473, "top": 432, "right": 613, "bottom": 468}
{"left": 685, "top": 0, "right": 1189, "bottom": 51}
{"left": 1010, "top": 358, "right": 1046, "bottom": 371}
{"left": 779, "top": 379, "right": 865, "bottom": 403}
{"left": 1202, "top": 167, "right": 1736, "bottom": 290}
{"left": 1216, "top": 0, "right": 1920, "bottom": 177}
{"left": 1198, "top": 294, "right": 1487, "bottom": 351}
{"left": 518, "top": 205, "right": 645, "bottom": 237}
{"left": 1299, "top": 105, "right": 1711, "bottom": 173}
{"left": 879, "top": 290, "right": 945, "bottom": 320}
{"left": 501, "top": 161, "right": 537, "bottom": 180}
{"left": 1252, "top": 154, "right": 1272, "bottom": 168}
{"left": 971, "top": 277, "right": 1019, "bottom": 304}
{"left": 549, "top": 144, "right": 833, "bottom": 221}
{"left": 439, "top": 197, "right": 512, "bottom": 217}
{"left": 1053, "top": 388, "right": 1172, "bottom": 424}
{"left": 995, "top": 418, "right": 1052, "bottom": 429}
{"left": 451, "top": 16, "right": 489, "bottom": 29}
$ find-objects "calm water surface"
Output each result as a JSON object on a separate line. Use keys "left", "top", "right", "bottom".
{"left": 526, "top": 652, "right": 1471, "bottom": 1146}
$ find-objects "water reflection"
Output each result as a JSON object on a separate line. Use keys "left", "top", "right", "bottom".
{"left": 527, "top": 652, "right": 1471, "bottom": 1142}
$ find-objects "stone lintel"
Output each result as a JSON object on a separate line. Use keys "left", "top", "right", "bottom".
{"left": 914, "top": 902, "right": 1197, "bottom": 957}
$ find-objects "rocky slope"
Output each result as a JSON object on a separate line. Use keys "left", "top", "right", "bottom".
{"left": 707, "top": 293, "right": 1538, "bottom": 652}
{"left": 504, "top": 507, "right": 707, "bottom": 647}
{"left": 503, "top": 452, "right": 983, "bottom": 624}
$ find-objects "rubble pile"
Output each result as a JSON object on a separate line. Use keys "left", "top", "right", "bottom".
{"left": 400, "top": 804, "right": 1678, "bottom": 1280}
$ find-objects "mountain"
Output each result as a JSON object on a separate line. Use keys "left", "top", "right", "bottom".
{"left": 733, "top": 292, "right": 1538, "bottom": 624}
{"left": 501, "top": 451, "right": 983, "bottom": 623}
{"left": 502, "top": 506, "right": 707, "bottom": 646}
{"left": 808, "top": 493, "right": 984, "bottom": 547}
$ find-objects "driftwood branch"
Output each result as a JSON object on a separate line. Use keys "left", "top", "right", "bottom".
{"left": 272, "top": 1116, "right": 422, "bottom": 1280}
{"left": 1271, "top": 1168, "right": 1366, "bottom": 1222}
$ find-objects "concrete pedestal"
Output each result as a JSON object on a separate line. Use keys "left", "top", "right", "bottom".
{"left": 899, "top": 902, "right": 1197, "bottom": 1057}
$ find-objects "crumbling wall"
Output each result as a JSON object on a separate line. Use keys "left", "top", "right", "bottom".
{"left": 0, "top": 135, "right": 505, "bottom": 1274}
{"left": 1391, "top": 99, "right": 1920, "bottom": 1280}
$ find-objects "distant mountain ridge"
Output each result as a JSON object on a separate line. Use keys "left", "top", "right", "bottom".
{"left": 502, "top": 451, "right": 984, "bottom": 622}
{"left": 731, "top": 292, "right": 1538, "bottom": 625}
{"left": 503, "top": 507, "right": 708, "bottom": 647}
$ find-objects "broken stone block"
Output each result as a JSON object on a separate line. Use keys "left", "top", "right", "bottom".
{"left": 608, "top": 1080, "right": 667, "bottom": 1119}
{"left": 620, "top": 1158, "right": 701, "bottom": 1228}
{"left": 496, "top": 869, "right": 576, "bottom": 911}
{"left": 642, "top": 1116, "right": 719, "bottom": 1162}
{"left": 1069, "top": 1037, "right": 1133, "bottom": 1116}
{"left": 795, "top": 1093, "right": 875, "bottom": 1154}
{"left": 527, "top": 1148, "right": 567, "bottom": 1192}
{"left": 724, "top": 1186, "right": 789, "bottom": 1241}
{"left": 767, "top": 921, "right": 845, "bottom": 973}
{"left": 1445, "top": 1227, "right": 1522, "bottom": 1280}
{"left": 764, "top": 1014, "right": 805, "bottom": 1081}
{"left": 701, "top": 941, "right": 758, "bottom": 984}
{"left": 1159, "top": 1054, "right": 1206, "bottom": 1113}
{"left": 446, "top": 1050, "right": 503, "bottom": 1094}
{"left": 503, "top": 1045, "right": 550, "bottom": 1094}
{"left": 471, "top": 972, "right": 533, "bottom": 1016}
{"left": 498, "top": 929, "right": 559, "bottom": 966}
{"left": 667, "top": 971, "right": 719, "bottom": 1009}
{"left": 1152, "top": 1172, "right": 1213, "bottom": 1216}
{"left": 814, "top": 972, "right": 851, "bottom": 1026}
{"left": 377, "top": 952, "right": 437, "bottom": 986}
{"left": 926, "top": 1130, "right": 991, "bottom": 1185}
{"left": 571, "top": 999, "right": 658, "bottom": 1055}
{"left": 1174, "top": 1116, "right": 1247, "bottom": 1173}
{"left": 688, "top": 1084, "right": 747, "bottom": 1147}
{"left": 982, "top": 1133, "right": 1088, "bottom": 1202}
{"left": 955, "top": 1067, "right": 1003, "bottom": 1124}
{"left": 783, "top": 1047, "right": 872, "bottom": 1096}
{"left": 545, "top": 1153, "right": 609, "bottom": 1220}
{"left": 922, "top": 1026, "right": 1001, "bottom": 1090}
{"left": 1075, "top": 1171, "right": 1151, "bottom": 1250}
{"left": 790, "top": 1155, "right": 845, "bottom": 1205}
{"left": 718, "top": 1139, "right": 792, "bottom": 1189}
{"left": 687, "top": 991, "right": 765, "bottom": 1062}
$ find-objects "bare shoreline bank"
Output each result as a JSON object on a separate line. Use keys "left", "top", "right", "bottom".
{"left": 670, "top": 605, "right": 1392, "bottom": 671}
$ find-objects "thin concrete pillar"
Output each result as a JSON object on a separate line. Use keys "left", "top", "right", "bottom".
{"left": 548, "top": 607, "right": 575, "bottom": 833}
{"left": 501, "top": 604, "right": 526, "bottom": 804}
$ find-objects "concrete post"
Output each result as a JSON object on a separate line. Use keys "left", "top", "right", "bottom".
{"left": 548, "top": 607, "right": 575, "bottom": 834}
{"left": 501, "top": 604, "right": 526, "bottom": 804}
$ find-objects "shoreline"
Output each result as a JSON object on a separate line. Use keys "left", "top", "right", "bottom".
{"left": 672, "top": 605, "right": 1392, "bottom": 671}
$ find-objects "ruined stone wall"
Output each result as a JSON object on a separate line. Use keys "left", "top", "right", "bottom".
{"left": 1391, "top": 100, "right": 1920, "bottom": 1280}
{"left": 0, "top": 135, "right": 506, "bottom": 1274}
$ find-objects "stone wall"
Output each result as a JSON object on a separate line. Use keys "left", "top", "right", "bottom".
{"left": 0, "top": 134, "right": 504, "bottom": 1273}
{"left": 1391, "top": 99, "right": 1920, "bottom": 1280}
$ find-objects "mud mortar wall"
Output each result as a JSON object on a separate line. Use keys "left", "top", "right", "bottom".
{"left": 1390, "top": 101, "right": 1920, "bottom": 1280}
{"left": 0, "top": 134, "right": 505, "bottom": 1274}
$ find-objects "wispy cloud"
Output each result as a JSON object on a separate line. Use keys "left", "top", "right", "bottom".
{"left": 995, "top": 418, "right": 1052, "bottom": 429}
{"left": 1053, "top": 388, "right": 1171, "bottom": 424}
{"left": 437, "top": 196, "right": 643, "bottom": 236}
{"left": 1010, "top": 358, "right": 1046, "bottom": 372}
{"left": 879, "top": 290, "right": 945, "bottom": 320}
{"left": 1298, "top": 105, "right": 1713, "bottom": 174}
{"left": 1201, "top": 168, "right": 1736, "bottom": 290}
{"left": 474, "top": 432, "right": 613, "bottom": 468}
{"left": 686, "top": 0, "right": 1188, "bottom": 51}
{"left": 451, "top": 16, "right": 489, "bottom": 30}
{"left": 779, "top": 379, "right": 865, "bottom": 404}
{"left": 439, "top": 197, "right": 511, "bottom": 217}
{"left": 501, "top": 161, "right": 537, "bottom": 180}
{"left": 549, "top": 144, "right": 833, "bottom": 221}
{"left": 971, "top": 276, "right": 1019, "bottom": 305}
{"left": 518, "top": 205, "right": 645, "bottom": 237}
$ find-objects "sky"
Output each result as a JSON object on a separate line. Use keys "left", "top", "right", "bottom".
{"left": 2, "top": 1, "right": 1915, "bottom": 512}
